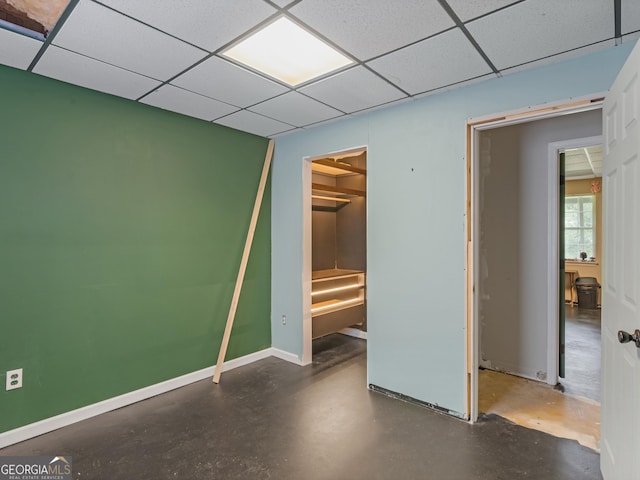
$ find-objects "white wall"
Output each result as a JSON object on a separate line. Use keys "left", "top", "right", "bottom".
{"left": 271, "top": 42, "right": 634, "bottom": 416}
{"left": 479, "top": 110, "right": 602, "bottom": 381}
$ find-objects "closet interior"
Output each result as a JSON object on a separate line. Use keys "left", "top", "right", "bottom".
{"left": 311, "top": 149, "right": 367, "bottom": 340}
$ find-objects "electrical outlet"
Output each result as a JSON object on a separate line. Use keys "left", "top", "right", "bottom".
{"left": 6, "top": 368, "right": 22, "bottom": 391}
{"left": 281, "top": 315, "right": 287, "bottom": 325}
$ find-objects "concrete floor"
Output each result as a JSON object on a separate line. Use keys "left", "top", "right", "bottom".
{"left": 560, "top": 306, "right": 601, "bottom": 402}
{"left": 479, "top": 369, "right": 600, "bottom": 451}
{"left": 478, "top": 305, "right": 601, "bottom": 452}
{"left": 0, "top": 335, "right": 602, "bottom": 480}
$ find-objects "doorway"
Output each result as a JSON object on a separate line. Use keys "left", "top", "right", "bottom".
{"left": 467, "top": 100, "right": 604, "bottom": 449}
{"left": 559, "top": 143, "right": 603, "bottom": 403}
{"left": 302, "top": 147, "right": 368, "bottom": 363}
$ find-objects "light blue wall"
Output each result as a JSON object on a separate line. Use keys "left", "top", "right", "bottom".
{"left": 271, "top": 42, "right": 634, "bottom": 415}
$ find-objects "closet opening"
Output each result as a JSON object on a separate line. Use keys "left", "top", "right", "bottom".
{"left": 304, "top": 147, "right": 367, "bottom": 361}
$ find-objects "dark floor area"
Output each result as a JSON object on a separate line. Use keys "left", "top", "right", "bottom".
{"left": 1, "top": 335, "right": 601, "bottom": 479}
{"left": 561, "top": 305, "right": 601, "bottom": 402}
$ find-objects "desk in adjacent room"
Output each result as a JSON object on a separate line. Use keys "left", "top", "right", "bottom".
{"left": 565, "top": 270, "right": 579, "bottom": 305}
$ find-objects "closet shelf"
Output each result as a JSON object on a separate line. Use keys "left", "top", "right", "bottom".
{"left": 312, "top": 283, "right": 362, "bottom": 296}
{"left": 312, "top": 183, "right": 366, "bottom": 197}
{"left": 311, "top": 269, "right": 366, "bottom": 322}
{"left": 311, "top": 298, "right": 365, "bottom": 317}
{"left": 312, "top": 159, "right": 366, "bottom": 175}
{"left": 312, "top": 269, "right": 364, "bottom": 281}
{"left": 312, "top": 194, "right": 351, "bottom": 204}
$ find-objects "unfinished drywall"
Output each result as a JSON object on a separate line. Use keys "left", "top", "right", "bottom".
{"left": 272, "top": 41, "right": 634, "bottom": 416}
{"left": 478, "top": 109, "right": 602, "bottom": 381}
{"left": 0, "top": 64, "right": 271, "bottom": 434}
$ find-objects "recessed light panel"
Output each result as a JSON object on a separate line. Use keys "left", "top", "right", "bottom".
{"left": 222, "top": 17, "right": 353, "bottom": 87}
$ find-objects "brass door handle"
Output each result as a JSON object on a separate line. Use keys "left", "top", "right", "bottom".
{"left": 618, "top": 329, "right": 640, "bottom": 348}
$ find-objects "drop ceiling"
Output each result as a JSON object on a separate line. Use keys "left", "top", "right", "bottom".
{"left": 564, "top": 145, "right": 603, "bottom": 179}
{"left": 1, "top": 0, "right": 639, "bottom": 138}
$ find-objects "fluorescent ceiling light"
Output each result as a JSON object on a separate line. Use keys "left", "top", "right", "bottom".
{"left": 222, "top": 17, "right": 353, "bottom": 87}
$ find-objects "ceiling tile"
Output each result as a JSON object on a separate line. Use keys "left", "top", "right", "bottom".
{"left": 367, "top": 28, "right": 493, "bottom": 95}
{"left": 171, "top": 56, "right": 288, "bottom": 108}
{"left": 52, "top": 0, "right": 207, "bottom": 81}
{"left": 140, "top": 85, "right": 238, "bottom": 121}
{"left": 565, "top": 169, "right": 593, "bottom": 178}
{"left": 0, "top": 29, "right": 42, "bottom": 70}
{"left": 269, "top": 0, "right": 297, "bottom": 7}
{"left": 289, "top": 0, "right": 454, "bottom": 61}
{"left": 348, "top": 96, "right": 414, "bottom": 117}
{"left": 249, "top": 91, "right": 343, "bottom": 126}
{"left": 564, "top": 145, "right": 602, "bottom": 178}
{"left": 623, "top": 31, "right": 640, "bottom": 43}
{"left": 100, "top": 0, "right": 277, "bottom": 52}
{"left": 446, "top": 0, "right": 520, "bottom": 22}
{"left": 214, "top": 110, "right": 293, "bottom": 137}
{"left": 413, "top": 73, "right": 497, "bottom": 99}
{"left": 622, "top": 0, "right": 640, "bottom": 35}
{"left": 467, "top": 0, "right": 614, "bottom": 70}
{"left": 33, "top": 46, "right": 161, "bottom": 99}
{"left": 501, "top": 40, "right": 615, "bottom": 76}
{"left": 299, "top": 66, "right": 406, "bottom": 113}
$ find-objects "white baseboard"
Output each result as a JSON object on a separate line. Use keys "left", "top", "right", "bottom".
{"left": 480, "top": 363, "right": 546, "bottom": 383}
{"left": 0, "top": 348, "right": 275, "bottom": 449}
{"left": 270, "top": 348, "right": 304, "bottom": 365}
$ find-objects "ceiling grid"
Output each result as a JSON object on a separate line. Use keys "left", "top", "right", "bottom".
{"left": 0, "top": 0, "right": 637, "bottom": 137}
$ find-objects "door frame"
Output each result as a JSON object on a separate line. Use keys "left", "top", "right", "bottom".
{"left": 547, "top": 135, "right": 602, "bottom": 385}
{"left": 466, "top": 94, "right": 605, "bottom": 422}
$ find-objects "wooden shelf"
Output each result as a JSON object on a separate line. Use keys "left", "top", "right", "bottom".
{"left": 312, "top": 159, "right": 366, "bottom": 175}
{"left": 312, "top": 269, "right": 363, "bottom": 281}
{"left": 312, "top": 183, "right": 366, "bottom": 197}
{"left": 311, "top": 298, "right": 365, "bottom": 317}
{"left": 312, "top": 283, "right": 362, "bottom": 297}
{"left": 311, "top": 269, "right": 366, "bottom": 331}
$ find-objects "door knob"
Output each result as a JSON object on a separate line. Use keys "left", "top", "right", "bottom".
{"left": 618, "top": 329, "right": 640, "bottom": 348}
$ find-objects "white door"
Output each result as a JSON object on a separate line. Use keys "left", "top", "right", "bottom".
{"left": 601, "top": 41, "right": 640, "bottom": 480}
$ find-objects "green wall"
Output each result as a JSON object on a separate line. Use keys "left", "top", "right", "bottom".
{"left": 0, "top": 65, "right": 271, "bottom": 433}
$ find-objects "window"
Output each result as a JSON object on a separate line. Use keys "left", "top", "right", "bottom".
{"left": 565, "top": 194, "right": 595, "bottom": 259}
